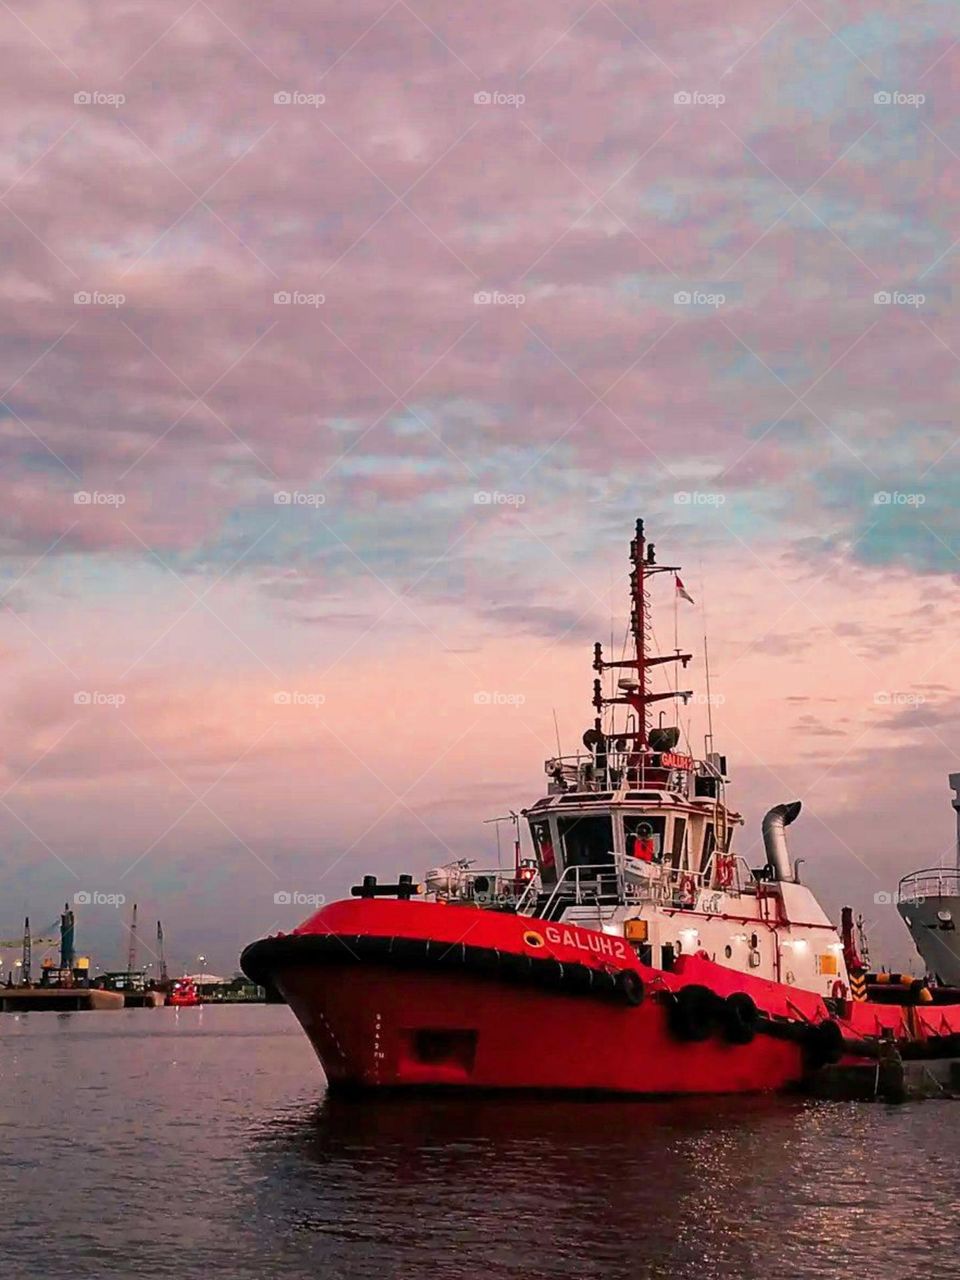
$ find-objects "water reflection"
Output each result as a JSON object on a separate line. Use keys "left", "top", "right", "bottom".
{"left": 248, "top": 1092, "right": 826, "bottom": 1280}
{"left": 2, "top": 1009, "right": 957, "bottom": 1280}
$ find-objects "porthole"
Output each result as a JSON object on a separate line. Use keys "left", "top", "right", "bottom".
{"left": 724, "top": 945, "right": 733, "bottom": 959}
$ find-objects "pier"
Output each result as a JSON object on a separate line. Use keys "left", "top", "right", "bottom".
{"left": 0, "top": 987, "right": 124, "bottom": 1012}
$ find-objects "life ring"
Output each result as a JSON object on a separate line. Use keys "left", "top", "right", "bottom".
{"left": 715, "top": 855, "right": 735, "bottom": 889}
{"left": 678, "top": 874, "right": 697, "bottom": 904}
{"left": 831, "top": 980, "right": 847, "bottom": 1002}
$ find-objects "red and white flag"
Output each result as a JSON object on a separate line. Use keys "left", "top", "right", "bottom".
{"left": 675, "top": 575, "right": 695, "bottom": 604}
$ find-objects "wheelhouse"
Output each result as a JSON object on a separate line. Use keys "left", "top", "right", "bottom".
{"left": 524, "top": 783, "right": 738, "bottom": 897}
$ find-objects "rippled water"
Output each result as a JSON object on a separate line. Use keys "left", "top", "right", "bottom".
{"left": 0, "top": 1006, "right": 957, "bottom": 1279}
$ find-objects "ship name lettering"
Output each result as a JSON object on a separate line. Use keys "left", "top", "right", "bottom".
{"left": 544, "top": 924, "right": 628, "bottom": 960}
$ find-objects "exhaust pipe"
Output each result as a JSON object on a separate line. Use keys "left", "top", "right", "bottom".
{"left": 762, "top": 801, "right": 802, "bottom": 882}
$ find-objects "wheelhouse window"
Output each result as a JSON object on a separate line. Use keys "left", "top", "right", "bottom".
{"left": 700, "top": 822, "right": 716, "bottom": 872}
{"left": 529, "top": 819, "right": 557, "bottom": 887}
{"left": 670, "top": 817, "right": 686, "bottom": 868}
{"left": 624, "top": 814, "right": 667, "bottom": 864}
{"left": 557, "top": 815, "right": 614, "bottom": 870}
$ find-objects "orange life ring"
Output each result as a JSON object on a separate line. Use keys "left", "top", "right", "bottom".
{"left": 831, "top": 980, "right": 848, "bottom": 1001}
{"left": 679, "top": 874, "right": 697, "bottom": 903}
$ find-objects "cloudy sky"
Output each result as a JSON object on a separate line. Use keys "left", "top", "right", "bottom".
{"left": 1, "top": 1, "right": 958, "bottom": 973}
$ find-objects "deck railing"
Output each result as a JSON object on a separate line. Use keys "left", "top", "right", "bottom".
{"left": 451, "top": 851, "right": 750, "bottom": 917}
{"left": 531, "top": 855, "right": 715, "bottom": 918}
{"left": 898, "top": 867, "right": 960, "bottom": 905}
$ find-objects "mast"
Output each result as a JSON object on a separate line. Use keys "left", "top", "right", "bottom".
{"left": 592, "top": 518, "right": 693, "bottom": 764}
{"left": 157, "top": 920, "right": 168, "bottom": 983}
{"left": 22, "top": 916, "right": 31, "bottom": 987}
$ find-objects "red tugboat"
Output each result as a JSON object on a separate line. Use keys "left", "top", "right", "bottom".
{"left": 167, "top": 977, "right": 200, "bottom": 1007}
{"left": 242, "top": 519, "right": 960, "bottom": 1095}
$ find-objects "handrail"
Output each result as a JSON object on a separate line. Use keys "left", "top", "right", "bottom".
{"left": 533, "top": 856, "right": 721, "bottom": 917}
{"left": 536, "top": 860, "right": 622, "bottom": 919}
{"left": 514, "top": 875, "right": 541, "bottom": 914}
{"left": 898, "top": 867, "right": 960, "bottom": 903}
{"left": 517, "top": 853, "right": 754, "bottom": 920}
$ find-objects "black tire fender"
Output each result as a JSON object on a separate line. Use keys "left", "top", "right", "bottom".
{"left": 722, "top": 992, "right": 759, "bottom": 1044}
{"left": 668, "top": 984, "right": 719, "bottom": 1042}
{"left": 806, "top": 1018, "right": 844, "bottom": 1067}
{"left": 618, "top": 969, "right": 645, "bottom": 1006}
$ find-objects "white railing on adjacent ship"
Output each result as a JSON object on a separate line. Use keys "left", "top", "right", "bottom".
{"left": 899, "top": 867, "right": 960, "bottom": 904}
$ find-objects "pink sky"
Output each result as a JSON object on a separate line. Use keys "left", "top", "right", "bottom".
{"left": 1, "top": 1, "right": 958, "bottom": 971}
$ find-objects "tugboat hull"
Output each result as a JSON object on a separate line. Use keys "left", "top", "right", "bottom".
{"left": 275, "top": 963, "right": 810, "bottom": 1095}
{"left": 242, "top": 900, "right": 835, "bottom": 1096}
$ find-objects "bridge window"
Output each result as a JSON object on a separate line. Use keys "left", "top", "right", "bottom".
{"left": 557, "top": 815, "right": 614, "bottom": 870}
{"left": 671, "top": 817, "right": 687, "bottom": 868}
{"left": 701, "top": 822, "right": 716, "bottom": 872}
{"left": 529, "top": 819, "right": 557, "bottom": 887}
{"left": 624, "top": 814, "right": 666, "bottom": 863}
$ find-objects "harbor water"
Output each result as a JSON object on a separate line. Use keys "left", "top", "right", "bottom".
{"left": 0, "top": 1005, "right": 956, "bottom": 1280}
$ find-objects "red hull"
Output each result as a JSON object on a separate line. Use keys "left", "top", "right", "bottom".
{"left": 242, "top": 899, "right": 863, "bottom": 1095}
{"left": 278, "top": 962, "right": 808, "bottom": 1094}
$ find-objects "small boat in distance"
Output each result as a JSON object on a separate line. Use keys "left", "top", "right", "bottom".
{"left": 243, "top": 517, "right": 960, "bottom": 1095}
{"left": 167, "top": 977, "right": 200, "bottom": 1007}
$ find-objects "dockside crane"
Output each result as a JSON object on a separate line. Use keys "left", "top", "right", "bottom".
{"left": 0, "top": 918, "right": 60, "bottom": 985}
{"left": 157, "top": 920, "right": 168, "bottom": 983}
{"left": 126, "top": 902, "right": 138, "bottom": 976}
